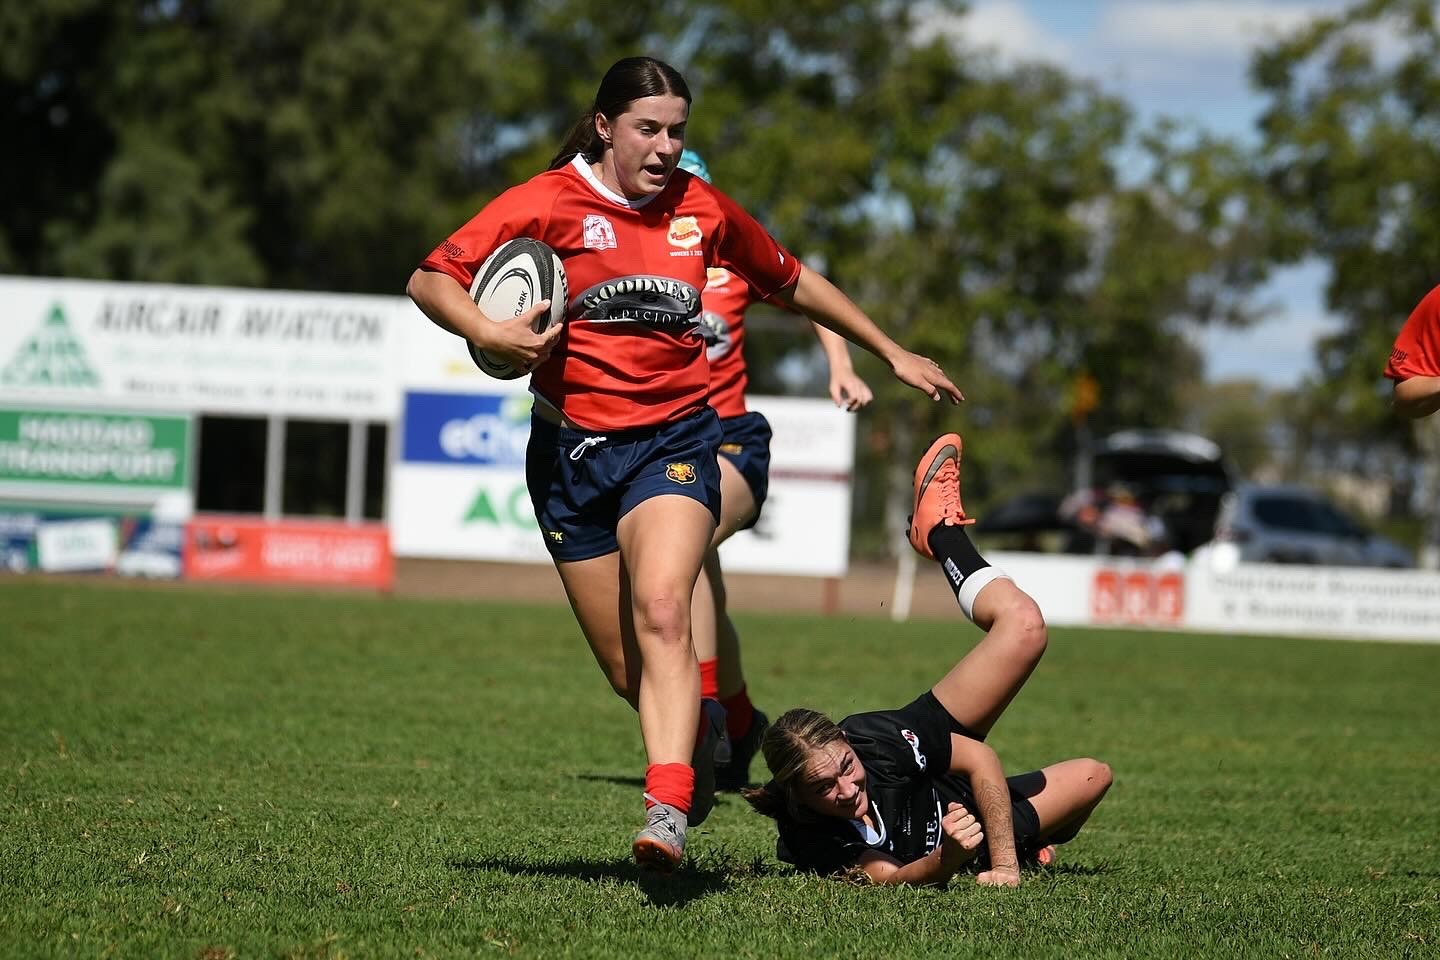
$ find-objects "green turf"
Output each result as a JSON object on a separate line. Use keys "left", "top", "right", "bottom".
{"left": 1, "top": 580, "right": 1437, "bottom": 959}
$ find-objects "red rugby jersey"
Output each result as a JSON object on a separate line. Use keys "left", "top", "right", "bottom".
{"left": 1386, "top": 284, "right": 1440, "bottom": 381}
{"left": 420, "top": 157, "right": 801, "bottom": 430}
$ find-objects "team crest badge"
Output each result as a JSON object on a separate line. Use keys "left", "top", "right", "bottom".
{"left": 583, "top": 214, "right": 617, "bottom": 251}
{"left": 667, "top": 216, "right": 702, "bottom": 249}
{"left": 665, "top": 462, "right": 697, "bottom": 484}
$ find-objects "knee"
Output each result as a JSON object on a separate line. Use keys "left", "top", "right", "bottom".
{"left": 1003, "top": 595, "right": 1048, "bottom": 664}
{"left": 1082, "top": 758, "right": 1113, "bottom": 796}
{"left": 635, "top": 593, "right": 688, "bottom": 644}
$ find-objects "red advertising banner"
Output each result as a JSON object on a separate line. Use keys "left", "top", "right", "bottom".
{"left": 1091, "top": 568, "right": 1184, "bottom": 625}
{"left": 183, "top": 516, "right": 393, "bottom": 589}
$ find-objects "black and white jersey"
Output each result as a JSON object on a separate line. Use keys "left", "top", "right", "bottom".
{"left": 775, "top": 692, "right": 1041, "bottom": 875}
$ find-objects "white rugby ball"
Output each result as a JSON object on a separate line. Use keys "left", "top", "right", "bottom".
{"left": 467, "top": 238, "right": 568, "bottom": 379}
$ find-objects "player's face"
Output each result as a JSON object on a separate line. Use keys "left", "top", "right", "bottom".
{"left": 596, "top": 95, "right": 689, "bottom": 200}
{"left": 798, "top": 740, "right": 869, "bottom": 820}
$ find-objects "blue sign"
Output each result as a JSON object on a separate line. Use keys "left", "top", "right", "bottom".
{"left": 403, "top": 391, "right": 534, "bottom": 466}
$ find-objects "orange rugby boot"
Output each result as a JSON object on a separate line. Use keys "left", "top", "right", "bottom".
{"left": 907, "top": 433, "right": 975, "bottom": 559}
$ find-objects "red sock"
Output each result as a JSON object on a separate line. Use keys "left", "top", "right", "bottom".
{"left": 698, "top": 657, "right": 719, "bottom": 700}
{"left": 644, "top": 763, "right": 694, "bottom": 814}
{"left": 721, "top": 685, "right": 755, "bottom": 741}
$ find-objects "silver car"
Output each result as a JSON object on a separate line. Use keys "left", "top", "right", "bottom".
{"left": 1212, "top": 485, "right": 1413, "bottom": 568}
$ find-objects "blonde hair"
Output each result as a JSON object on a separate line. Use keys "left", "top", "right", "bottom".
{"left": 741, "top": 708, "right": 846, "bottom": 823}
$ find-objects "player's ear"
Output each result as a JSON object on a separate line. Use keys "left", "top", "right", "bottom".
{"left": 595, "top": 112, "right": 613, "bottom": 145}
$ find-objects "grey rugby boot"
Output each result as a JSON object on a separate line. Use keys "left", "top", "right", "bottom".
{"left": 689, "top": 698, "right": 728, "bottom": 827}
{"left": 716, "top": 709, "right": 768, "bottom": 792}
{"left": 633, "top": 797, "right": 688, "bottom": 873}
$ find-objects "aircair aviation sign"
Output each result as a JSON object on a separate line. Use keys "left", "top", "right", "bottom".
{"left": 0, "top": 275, "right": 403, "bottom": 418}
{"left": 0, "top": 407, "right": 191, "bottom": 497}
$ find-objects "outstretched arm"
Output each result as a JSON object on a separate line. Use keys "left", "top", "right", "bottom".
{"left": 811, "top": 323, "right": 874, "bottom": 412}
{"left": 1393, "top": 376, "right": 1440, "bottom": 418}
{"left": 775, "top": 265, "right": 963, "bottom": 404}
{"left": 950, "top": 734, "right": 1022, "bottom": 887}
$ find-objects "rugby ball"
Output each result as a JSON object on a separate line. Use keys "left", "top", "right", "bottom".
{"left": 467, "top": 238, "right": 568, "bottom": 379}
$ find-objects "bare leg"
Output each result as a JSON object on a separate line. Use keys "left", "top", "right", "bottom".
{"left": 616, "top": 494, "right": 714, "bottom": 765}
{"left": 929, "top": 577, "right": 1048, "bottom": 738}
{"left": 691, "top": 457, "right": 757, "bottom": 697}
{"left": 1006, "top": 758, "right": 1113, "bottom": 844}
{"left": 554, "top": 551, "right": 639, "bottom": 708}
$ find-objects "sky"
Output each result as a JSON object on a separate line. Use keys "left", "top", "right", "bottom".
{"left": 940, "top": 0, "right": 1356, "bottom": 388}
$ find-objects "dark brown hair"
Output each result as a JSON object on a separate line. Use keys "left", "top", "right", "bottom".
{"left": 741, "top": 708, "right": 847, "bottom": 823}
{"left": 548, "top": 56, "right": 692, "bottom": 170}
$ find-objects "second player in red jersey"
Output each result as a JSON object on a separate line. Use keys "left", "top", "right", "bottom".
{"left": 1386, "top": 283, "right": 1440, "bottom": 419}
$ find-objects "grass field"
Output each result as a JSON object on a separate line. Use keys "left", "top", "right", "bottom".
{"left": 2, "top": 579, "right": 1438, "bottom": 959}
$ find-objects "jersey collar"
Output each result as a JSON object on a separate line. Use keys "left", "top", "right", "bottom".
{"left": 571, "top": 155, "right": 665, "bottom": 210}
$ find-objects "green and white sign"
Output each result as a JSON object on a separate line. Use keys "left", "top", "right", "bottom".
{"left": 0, "top": 408, "right": 191, "bottom": 490}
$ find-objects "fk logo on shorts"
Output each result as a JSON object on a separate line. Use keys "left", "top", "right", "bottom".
{"left": 665, "top": 462, "right": 697, "bottom": 484}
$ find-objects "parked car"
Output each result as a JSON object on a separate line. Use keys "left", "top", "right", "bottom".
{"left": 1211, "top": 485, "right": 1413, "bottom": 568}
{"left": 976, "top": 429, "right": 1232, "bottom": 555}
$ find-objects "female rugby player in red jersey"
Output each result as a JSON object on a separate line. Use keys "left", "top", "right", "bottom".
{"left": 1387, "top": 284, "right": 1440, "bottom": 419}
{"left": 676, "top": 149, "right": 875, "bottom": 792}
{"left": 407, "top": 56, "right": 961, "bottom": 874}
{"left": 744, "top": 435, "right": 1112, "bottom": 887}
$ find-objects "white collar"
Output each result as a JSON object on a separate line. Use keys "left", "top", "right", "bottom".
{"left": 570, "top": 154, "right": 662, "bottom": 209}
{"left": 851, "top": 800, "right": 886, "bottom": 846}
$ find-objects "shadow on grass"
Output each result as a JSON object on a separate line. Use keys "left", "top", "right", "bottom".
{"left": 575, "top": 773, "right": 647, "bottom": 789}
{"left": 448, "top": 854, "right": 731, "bottom": 907}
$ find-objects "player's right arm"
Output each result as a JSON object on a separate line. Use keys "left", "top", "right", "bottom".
{"left": 1393, "top": 375, "right": 1440, "bottom": 419}
{"left": 406, "top": 269, "right": 560, "bottom": 370}
{"left": 407, "top": 183, "right": 562, "bottom": 370}
{"left": 855, "top": 803, "right": 984, "bottom": 887}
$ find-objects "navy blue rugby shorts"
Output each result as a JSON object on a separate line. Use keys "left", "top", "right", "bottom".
{"left": 526, "top": 406, "right": 723, "bottom": 562}
{"left": 716, "top": 410, "right": 773, "bottom": 530}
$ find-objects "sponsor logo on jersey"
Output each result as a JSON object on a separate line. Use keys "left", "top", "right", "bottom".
{"left": 719, "top": 442, "right": 744, "bottom": 455}
{"left": 698, "top": 311, "right": 734, "bottom": 360}
{"left": 438, "top": 240, "right": 465, "bottom": 260}
{"left": 666, "top": 462, "right": 697, "bottom": 484}
{"left": 545, "top": 529, "right": 565, "bottom": 542}
{"left": 575, "top": 275, "right": 701, "bottom": 329}
{"left": 583, "top": 215, "right": 617, "bottom": 251}
{"left": 667, "top": 215, "right": 702, "bottom": 249}
{"left": 900, "top": 728, "right": 928, "bottom": 771}
{"left": 1391, "top": 348, "right": 1408, "bottom": 365}
{"left": 704, "top": 267, "right": 734, "bottom": 291}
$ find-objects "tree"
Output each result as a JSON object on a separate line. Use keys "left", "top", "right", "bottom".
{"left": 1251, "top": 0, "right": 1440, "bottom": 564}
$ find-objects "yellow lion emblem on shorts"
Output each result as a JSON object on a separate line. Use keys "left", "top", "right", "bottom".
{"left": 666, "top": 462, "right": 697, "bottom": 484}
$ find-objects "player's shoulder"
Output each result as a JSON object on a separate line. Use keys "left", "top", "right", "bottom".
{"left": 1412, "top": 283, "right": 1440, "bottom": 318}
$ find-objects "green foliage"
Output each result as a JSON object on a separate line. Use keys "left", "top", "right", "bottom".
{"left": 3, "top": 1, "right": 1280, "bottom": 539}
{"left": 3, "top": 581, "right": 1438, "bottom": 958}
{"left": 1251, "top": 0, "right": 1440, "bottom": 451}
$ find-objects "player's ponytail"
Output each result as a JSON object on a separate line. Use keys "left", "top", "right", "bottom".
{"left": 549, "top": 56, "right": 692, "bottom": 170}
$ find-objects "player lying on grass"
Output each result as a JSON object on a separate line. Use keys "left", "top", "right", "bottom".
{"left": 743, "top": 434, "right": 1113, "bottom": 887}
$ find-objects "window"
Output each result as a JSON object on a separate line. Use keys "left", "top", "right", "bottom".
{"left": 283, "top": 420, "right": 348, "bottom": 518}
{"left": 364, "top": 423, "right": 387, "bottom": 520}
{"left": 195, "top": 416, "right": 267, "bottom": 513}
